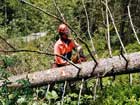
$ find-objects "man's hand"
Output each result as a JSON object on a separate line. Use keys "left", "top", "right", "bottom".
{"left": 71, "top": 53, "right": 87, "bottom": 64}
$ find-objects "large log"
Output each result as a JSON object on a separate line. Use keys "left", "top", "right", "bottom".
{"left": 1, "top": 52, "right": 140, "bottom": 87}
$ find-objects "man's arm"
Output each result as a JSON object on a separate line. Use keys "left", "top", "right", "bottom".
{"left": 73, "top": 40, "right": 82, "bottom": 53}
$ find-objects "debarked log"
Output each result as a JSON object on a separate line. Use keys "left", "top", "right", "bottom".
{"left": 0, "top": 52, "right": 140, "bottom": 87}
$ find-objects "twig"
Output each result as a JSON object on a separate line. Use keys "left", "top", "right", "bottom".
{"left": 61, "top": 81, "right": 67, "bottom": 105}
{"left": 52, "top": 0, "right": 66, "bottom": 22}
{"left": 105, "top": 0, "right": 112, "bottom": 57}
{"left": 102, "top": 1, "right": 126, "bottom": 54}
{"left": 0, "top": 36, "right": 16, "bottom": 50}
{"left": 19, "top": 0, "right": 64, "bottom": 23}
{"left": 46, "top": 84, "right": 50, "bottom": 97}
{"left": 0, "top": 49, "right": 80, "bottom": 70}
{"left": 77, "top": 37, "right": 98, "bottom": 65}
{"left": 82, "top": 0, "right": 97, "bottom": 58}
{"left": 78, "top": 78, "right": 84, "bottom": 105}
{"left": 120, "top": 47, "right": 129, "bottom": 70}
{"left": 127, "top": 5, "right": 140, "bottom": 44}
{"left": 93, "top": 78, "right": 99, "bottom": 101}
{"left": 120, "top": 47, "right": 132, "bottom": 85}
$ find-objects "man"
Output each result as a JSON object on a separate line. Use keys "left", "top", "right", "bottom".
{"left": 53, "top": 23, "right": 86, "bottom": 68}
{"left": 51, "top": 24, "right": 87, "bottom": 92}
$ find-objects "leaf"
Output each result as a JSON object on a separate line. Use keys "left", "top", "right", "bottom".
{"left": 51, "top": 90, "right": 58, "bottom": 99}
{"left": 42, "top": 103, "right": 47, "bottom": 105}
{"left": 17, "top": 97, "right": 26, "bottom": 104}
{"left": 46, "top": 90, "right": 58, "bottom": 100}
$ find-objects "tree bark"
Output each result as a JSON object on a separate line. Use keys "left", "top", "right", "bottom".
{"left": 1, "top": 52, "right": 140, "bottom": 88}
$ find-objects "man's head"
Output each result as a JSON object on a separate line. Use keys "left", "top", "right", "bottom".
{"left": 58, "top": 24, "right": 70, "bottom": 39}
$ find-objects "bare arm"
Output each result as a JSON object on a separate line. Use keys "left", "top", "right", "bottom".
{"left": 73, "top": 40, "right": 82, "bottom": 53}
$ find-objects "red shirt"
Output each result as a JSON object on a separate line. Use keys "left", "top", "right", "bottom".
{"left": 54, "top": 39, "right": 76, "bottom": 65}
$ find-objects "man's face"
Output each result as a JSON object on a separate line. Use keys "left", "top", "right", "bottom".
{"left": 61, "top": 28, "right": 70, "bottom": 39}
{"left": 61, "top": 33, "right": 69, "bottom": 39}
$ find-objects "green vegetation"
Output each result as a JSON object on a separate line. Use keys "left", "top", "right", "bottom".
{"left": 0, "top": 0, "right": 140, "bottom": 104}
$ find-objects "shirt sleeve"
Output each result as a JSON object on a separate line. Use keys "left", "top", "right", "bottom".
{"left": 54, "top": 44, "right": 66, "bottom": 64}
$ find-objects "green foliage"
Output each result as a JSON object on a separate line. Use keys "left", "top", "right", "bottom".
{"left": 0, "top": 55, "right": 16, "bottom": 79}
{"left": 46, "top": 90, "right": 58, "bottom": 100}
{"left": 0, "top": 75, "right": 140, "bottom": 104}
{"left": 0, "top": 67, "right": 10, "bottom": 79}
{"left": 126, "top": 41, "right": 140, "bottom": 53}
{"left": 0, "top": 55, "right": 17, "bottom": 68}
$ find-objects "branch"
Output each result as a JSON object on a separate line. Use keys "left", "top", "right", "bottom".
{"left": 82, "top": 0, "right": 97, "bottom": 58}
{"left": 0, "top": 49, "right": 80, "bottom": 70}
{"left": 52, "top": 0, "right": 66, "bottom": 22}
{"left": 0, "top": 36, "right": 16, "bottom": 50}
{"left": 102, "top": 1, "right": 126, "bottom": 54}
{"left": 19, "top": 0, "right": 64, "bottom": 23}
{"left": 105, "top": 0, "right": 112, "bottom": 57}
{"left": 93, "top": 78, "right": 99, "bottom": 100}
{"left": 127, "top": 5, "right": 140, "bottom": 44}
{"left": 78, "top": 78, "right": 84, "bottom": 105}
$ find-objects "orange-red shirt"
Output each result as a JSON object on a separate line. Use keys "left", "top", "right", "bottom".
{"left": 54, "top": 39, "right": 76, "bottom": 65}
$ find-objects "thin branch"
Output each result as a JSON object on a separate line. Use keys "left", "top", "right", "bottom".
{"left": 105, "top": 0, "right": 112, "bottom": 57}
{"left": 102, "top": 1, "right": 127, "bottom": 54}
{"left": 127, "top": 5, "right": 140, "bottom": 44}
{"left": 0, "top": 49, "right": 80, "bottom": 70}
{"left": 45, "top": 84, "right": 50, "bottom": 97}
{"left": 19, "top": 0, "right": 64, "bottom": 23}
{"left": 78, "top": 78, "right": 84, "bottom": 105}
{"left": 52, "top": 0, "right": 66, "bottom": 22}
{"left": 82, "top": 0, "right": 97, "bottom": 58}
{"left": 93, "top": 78, "right": 99, "bottom": 101}
{"left": 0, "top": 36, "right": 16, "bottom": 50}
{"left": 80, "top": 38, "right": 98, "bottom": 64}
{"left": 61, "top": 81, "right": 67, "bottom": 105}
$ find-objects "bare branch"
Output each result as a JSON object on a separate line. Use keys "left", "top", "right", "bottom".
{"left": 52, "top": 0, "right": 66, "bottom": 22}
{"left": 102, "top": 1, "right": 126, "bottom": 54}
{"left": 82, "top": 0, "right": 97, "bottom": 58}
{"left": 0, "top": 36, "right": 16, "bottom": 50}
{"left": 0, "top": 49, "right": 80, "bottom": 70}
{"left": 19, "top": 0, "right": 64, "bottom": 23}
{"left": 93, "top": 78, "right": 99, "bottom": 100}
{"left": 127, "top": 5, "right": 140, "bottom": 44}
{"left": 61, "top": 81, "right": 67, "bottom": 105}
{"left": 105, "top": 0, "right": 112, "bottom": 57}
{"left": 78, "top": 78, "right": 84, "bottom": 105}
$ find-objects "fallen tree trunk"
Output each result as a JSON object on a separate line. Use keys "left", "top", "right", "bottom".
{"left": 1, "top": 52, "right": 140, "bottom": 87}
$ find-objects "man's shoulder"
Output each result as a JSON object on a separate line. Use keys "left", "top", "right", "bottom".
{"left": 54, "top": 39, "right": 63, "bottom": 46}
